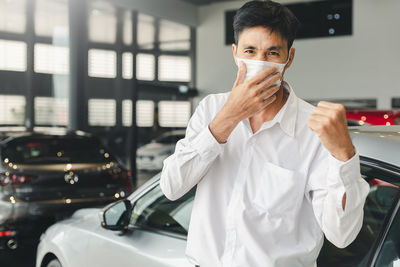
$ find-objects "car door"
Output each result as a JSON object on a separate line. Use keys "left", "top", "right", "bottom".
{"left": 372, "top": 198, "right": 400, "bottom": 266}
{"left": 85, "top": 182, "right": 195, "bottom": 267}
{"left": 317, "top": 158, "right": 400, "bottom": 267}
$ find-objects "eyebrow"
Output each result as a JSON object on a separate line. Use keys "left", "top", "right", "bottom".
{"left": 242, "top": 45, "right": 283, "bottom": 51}
{"left": 243, "top": 45, "right": 257, "bottom": 50}
{"left": 268, "top": 46, "right": 283, "bottom": 51}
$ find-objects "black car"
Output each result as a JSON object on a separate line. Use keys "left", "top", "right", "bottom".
{"left": 0, "top": 131, "right": 133, "bottom": 251}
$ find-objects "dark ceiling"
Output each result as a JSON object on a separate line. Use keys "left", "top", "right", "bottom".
{"left": 180, "top": 0, "right": 243, "bottom": 6}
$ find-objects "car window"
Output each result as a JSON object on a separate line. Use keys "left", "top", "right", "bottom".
{"left": 130, "top": 184, "right": 195, "bottom": 236}
{"left": 374, "top": 201, "right": 400, "bottom": 267}
{"left": 2, "top": 136, "right": 113, "bottom": 164}
{"left": 317, "top": 163, "right": 400, "bottom": 267}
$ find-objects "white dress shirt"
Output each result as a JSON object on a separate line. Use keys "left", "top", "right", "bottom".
{"left": 160, "top": 82, "right": 370, "bottom": 267}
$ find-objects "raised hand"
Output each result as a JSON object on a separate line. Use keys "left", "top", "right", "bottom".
{"left": 209, "top": 62, "right": 281, "bottom": 143}
{"left": 307, "top": 101, "right": 355, "bottom": 162}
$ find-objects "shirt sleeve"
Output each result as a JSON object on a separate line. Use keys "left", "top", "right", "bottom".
{"left": 160, "top": 96, "right": 226, "bottom": 201}
{"left": 306, "top": 145, "right": 370, "bottom": 248}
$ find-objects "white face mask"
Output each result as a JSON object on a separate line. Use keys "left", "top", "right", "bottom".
{"left": 235, "top": 53, "right": 290, "bottom": 86}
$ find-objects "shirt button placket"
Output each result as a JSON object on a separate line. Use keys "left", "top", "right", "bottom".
{"left": 222, "top": 140, "right": 254, "bottom": 267}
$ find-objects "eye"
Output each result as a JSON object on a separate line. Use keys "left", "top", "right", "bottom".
{"left": 268, "top": 51, "right": 280, "bottom": 56}
{"left": 244, "top": 50, "right": 254, "bottom": 54}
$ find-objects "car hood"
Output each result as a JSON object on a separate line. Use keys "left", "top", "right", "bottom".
{"left": 51, "top": 208, "right": 100, "bottom": 229}
{"left": 71, "top": 208, "right": 100, "bottom": 220}
{"left": 137, "top": 143, "right": 174, "bottom": 155}
{"left": 42, "top": 208, "right": 100, "bottom": 238}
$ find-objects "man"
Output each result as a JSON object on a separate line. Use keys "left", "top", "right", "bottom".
{"left": 160, "top": 1, "right": 370, "bottom": 267}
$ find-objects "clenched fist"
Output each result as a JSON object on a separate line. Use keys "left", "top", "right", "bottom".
{"left": 307, "top": 101, "right": 355, "bottom": 162}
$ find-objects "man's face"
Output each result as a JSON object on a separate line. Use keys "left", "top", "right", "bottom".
{"left": 232, "top": 26, "right": 294, "bottom": 68}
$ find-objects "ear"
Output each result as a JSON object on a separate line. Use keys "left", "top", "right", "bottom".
{"left": 285, "top": 47, "right": 295, "bottom": 69}
{"left": 232, "top": 43, "right": 238, "bottom": 64}
{"left": 281, "top": 47, "right": 295, "bottom": 80}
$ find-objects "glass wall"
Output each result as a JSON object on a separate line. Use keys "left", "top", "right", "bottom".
{"left": 0, "top": 0, "right": 196, "bottom": 167}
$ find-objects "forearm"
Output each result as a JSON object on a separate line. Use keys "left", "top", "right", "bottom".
{"left": 160, "top": 127, "right": 224, "bottom": 201}
{"left": 209, "top": 106, "right": 241, "bottom": 143}
{"left": 320, "top": 178, "right": 368, "bottom": 248}
{"left": 318, "top": 152, "right": 370, "bottom": 248}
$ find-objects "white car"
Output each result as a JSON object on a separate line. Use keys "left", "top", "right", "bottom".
{"left": 37, "top": 126, "right": 400, "bottom": 267}
{"left": 136, "top": 130, "right": 186, "bottom": 171}
{"left": 36, "top": 173, "right": 195, "bottom": 267}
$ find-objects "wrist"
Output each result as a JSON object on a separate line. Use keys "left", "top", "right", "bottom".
{"left": 219, "top": 105, "right": 242, "bottom": 125}
{"left": 333, "top": 145, "right": 355, "bottom": 162}
{"left": 209, "top": 110, "right": 240, "bottom": 144}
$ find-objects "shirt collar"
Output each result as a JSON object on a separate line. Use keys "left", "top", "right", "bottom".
{"left": 278, "top": 81, "right": 298, "bottom": 138}
{"left": 241, "top": 81, "right": 298, "bottom": 137}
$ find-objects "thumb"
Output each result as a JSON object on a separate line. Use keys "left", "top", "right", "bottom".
{"left": 235, "top": 61, "right": 246, "bottom": 85}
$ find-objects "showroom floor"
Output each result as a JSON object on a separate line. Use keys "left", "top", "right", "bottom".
{"left": 1, "top": 171, "right": 159, "bottom": 267}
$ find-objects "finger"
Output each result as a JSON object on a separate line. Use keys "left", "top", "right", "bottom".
{"left": 256, "top": 72, "right": 281, "bottom": 91}
{"left": 318, "top": 101, "right": 346, "bottom": 112}
{"left": 261, "top": 95, "right": 277, "bottom": 109}
{"left": 313, "top": 105, "right": 347, "bottom": 123}
{"left": 248, "top": 65, "right": 279, "bottom": 85}
{"left": 258, "top": 84, "right": 280, "bottom": 101}
{"left": 309, "top": 113, "right": 327, "bottom": 121}
{"left": 234, "top": 61, "right": 247, "bottom": 86}
{"left": 307, "top": 115, "right": 325, "bottom": 133}
{"left": 312, "top": 105, "right": 332, "bottom": 116}
{"left": 317, "top": 101, "right": 336, "bottom": 108}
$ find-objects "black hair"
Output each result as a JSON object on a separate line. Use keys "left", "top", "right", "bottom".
{"left": 233, "top": 0, "right": 300, "bottom": 51}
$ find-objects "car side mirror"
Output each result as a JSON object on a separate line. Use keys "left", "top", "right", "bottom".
{"left": 99, "top": 200, "right": 133, "bottom": 231}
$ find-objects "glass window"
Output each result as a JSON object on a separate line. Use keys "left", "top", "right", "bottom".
{"left": 136, "top": 53, "right": 155, "bottom": 81}
{"left": 130, "top": 184, "right": 195, "bottom": 235}
{"left": 34, "top": 97, "right": 68, "bottom": 126}
{"left": 158, "top": 101, "right": 191, "bottom": 127}
{"left": 88, "top": 49, "right": 116, "bottom": 78}
{"left": 88, "top": 1, "right": 116, "bottom": 44}
{"left": 88, "top": 98, "right": 116, "bottom": 126}
{"left": 122, "top": 99, "right": 132, "bottom": 127}
{"left": 122, "top": 100, "right": 155, "bottom": 127}
{"left": 35, "top": 0, "right": 68, "bottom": 40}
{"left": 0, "top": 95, "right": 25, "bottom": 125}
{"left": 159, "top": 20, "right": 190, "bottom": 51}
{"left": 137, "top": 14, "right": 155, "bottom": 49}
{"left": 375, "top": 203, "right": 400, "bottom": 267}
{"left": 317, "top": 165, "right": 400, "bottom": 267}
{"left": 122, "top": 52, "right": 133, "bottom": 79}
{"left": 123, "top": 11, "right": 132, "bottom": 45}
{"left": 158, "top": 55, "right": 191, "bottom": 82}
{"left": 0, "top": 40, "right": 27, "bottom": 72}
{"left": 34, "top": 44, "right": 69, "bottom": 75}
{"left": 136, "top": 100, "right": 154, "bottom": 127}
{"left": 0, "top": 0, "right": 26, "bottom": 33}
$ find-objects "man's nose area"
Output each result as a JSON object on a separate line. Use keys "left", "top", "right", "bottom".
{"left": 255, "top": 52, "right": 267, "bottom": 61}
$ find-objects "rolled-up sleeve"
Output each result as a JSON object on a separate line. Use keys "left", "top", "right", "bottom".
{"left": 306, "top": 145, "right": 370, "bottom": 248}
{"left": 160, "top": 97, "right": 225, "bottom": 201}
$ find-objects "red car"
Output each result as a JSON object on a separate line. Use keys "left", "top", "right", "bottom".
{"left": 346, "top": 110, "right": 400, "bottom": 126}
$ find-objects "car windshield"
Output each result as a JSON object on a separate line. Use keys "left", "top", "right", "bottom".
{"left": 1, "top": 136, "right": 114, "bottom": 164}
{"left": 131, "top": 184, "right": 195, "bottom": 235}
